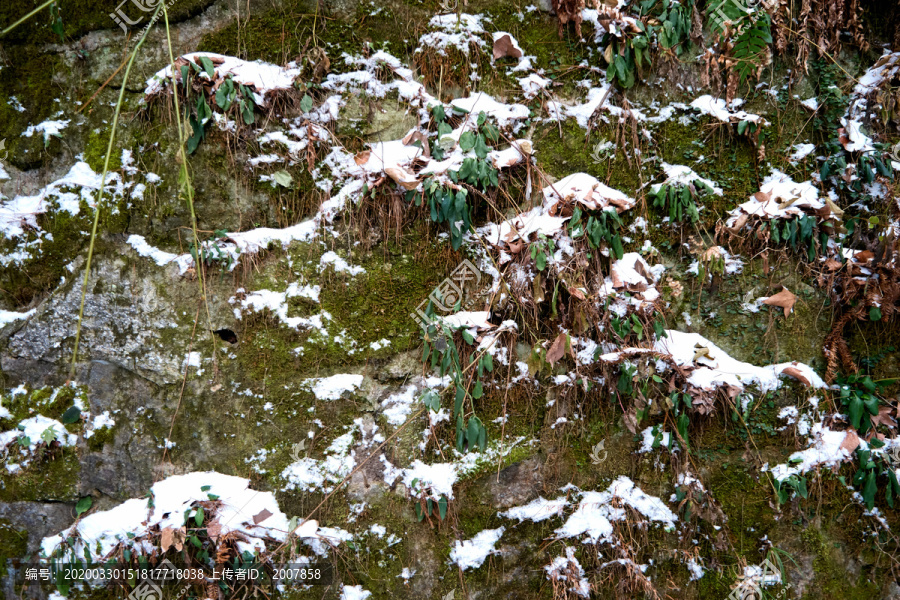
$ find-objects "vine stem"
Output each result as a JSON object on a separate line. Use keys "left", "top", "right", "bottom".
{"left": 162, "top": 5, "right": 219, "bottom": 363}
{"left": 0, "top": 0, "right": 57, "bottom": 37}
{"left": 68, "top": 3, "right": 164, "bottom": 381}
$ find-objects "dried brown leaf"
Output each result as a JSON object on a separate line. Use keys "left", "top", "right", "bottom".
{"left": 547, "top": 333, "right": 567, "bottom": 365}
{"left": 840, "top": 429, "right": 860, "bottom": 453}
{"left": 253, "top": 508, "right": 273, "bottom": 524}
{"left": 781, "top": 366, "right": 811, "bottom": 386}
{"left": 762, "top": 287, "right": 797, "bottom": 317}
{"left": 492, "top": 34, "right": 523, "bottom": 60}
{"left": 354, "top": 150, "right": 371, "bottom": 166}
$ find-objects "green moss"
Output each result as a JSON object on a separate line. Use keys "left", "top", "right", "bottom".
{"left": 82, "top": 127, "right": 122, "bottom": 173}
{"left": 0, "top": 448, "right": 80, "bottom": 502}
{"left": 85, "top": 425, "right": 115, "bottom": 452}
{"left": 0, "top": 520, "right": 29, "bottom": 578}
{"left": 800, "top": 525, "right": 880, "bottom": 600}
{"left": 197, "top": 2, "right": 418, "bottom": 68}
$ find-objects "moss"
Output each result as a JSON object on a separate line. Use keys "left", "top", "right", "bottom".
{"left": 82, "top": 127, "right": 123, "bottom": 173}
{"left": 800, "top": 525, "right": 880, "bottom": 600}
{"left": 197, "top": 2, "right": 419, "bottom": 68}
{"left": 0, "top": 520, "right": 29, "bottom": 578}
{"left": 0, "top": 447, "right": 80, "bottom": 502}
{"left": 85, "top": 425, "right": 115, "bottom": 452}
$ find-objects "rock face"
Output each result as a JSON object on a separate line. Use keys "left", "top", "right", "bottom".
{"left": 1, "top": 0, "right": 899, "bottom": 599}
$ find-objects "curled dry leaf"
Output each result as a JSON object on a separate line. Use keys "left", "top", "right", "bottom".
{"left": 206, "top": 520, "right": 222, "bottom": 542}
{"left": 762, "top": 287, "right": 797, "bottom": 317}
{"left": 354, "top": 150, "right": 371, "bottom": 166}
{"left": 384, "top": 166, "right": 420, "bottom": 190}
{"left": 401, "top": 130, "right": 431, "bottom": 158}
{"left": 493, "top": 34, "right": 523, "bottom": 60}
{"left": 160, "top": 526, "right": 186, "bottom": 553}
{"left": 781, "top": 366, "right": 811, "bottom": 386}
{"left": 693, "top": 344, "right": 714, "bottom": 362}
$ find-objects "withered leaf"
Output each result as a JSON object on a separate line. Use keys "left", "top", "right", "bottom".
{"left": 508, "top": 239, "right": 526, "bottom": 254}
{"left": 160, "top": 526, "right": 186, "bottom": 552}
{"left": 623, "top": 409, "right": 639, "bottom": 434}
{"left": 206, "top": 520, "right": 222, "bottom": 541}
{"left": 871, "top": 405, "right": 898, "bottom": 430}
{"left": 840, "top": 429, "right": 860, "bottom": 453}
{"left": 753, "top": 191, "right": 772, "bottom": 203}
{"left": 384, "top": 166, "right": 420, "bottom": 190}
{"left": 354, "top": 150, "right": 371, "bottom": 166}
{"left": 546, "top": 333, "right": 567, "bottom": 365}
{"left": 693, "top": 344, "right": 713, "bottom": 362}
{"left": 401, "top": 130, "right": 431, "bottom": 158}
{"left": 781, "top": 366, "right": 811, "bottom": 386}
{"left": 567, "top": 286, "right": 586, "bottom": 300}
{"left": 762, "top": 287, "right": 797, "bottom": 318}
{"left": 253, "top": 508, "right": 273, "bottom": 524}
{"left": 492, "top": 34, "right": 523, "bottom": 60}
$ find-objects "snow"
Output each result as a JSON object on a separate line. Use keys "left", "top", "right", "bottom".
{"left": 450, "top": 92, "right": 529, "bottom": 128}
{"left": 652, "top": 163, "right": 722, "bottom": 196}
{"left": 519, "top": 73, "right": 551, "bottom": 99}
{"left": 501, "top": 496, "right": 568, "bottom": 522}
{"left": 655, "top": 330, "right": 826, "bottom": 392}
{"left": 417, "top": 14, "right": 486, "bottom": 59}
{"left": 690, "top": 95, "right": 767, "bottom": 125}
{"left": 726, "top": 169, "right": 825, "bottom": 226}
{"left": 341, "top": 585, "right": 372, "bottom": 600}
{"left": 1, "top": 161, "right": 129, "bottom": 239}
{"left": 790, "top": 143, "right": 816, "bottom": 163}
{"left": 545, "top": 547, "right": 591, "bottom": 597}
{"left": 543, "top": 173, "right": 636, "bottom": 213}
{"left": 449, "top": 527, "right": 505, "bottom": 570}
{"left": 555, "top": 477, "right": 676, "bottom": 544}
{"left": 0, "top": 415, "right": 78, "bottom": 452}
{"left": 145, "top": 53, "right": 301, "bottom": 105}
{"left": 402, "top": 460, "right": 458, "bottom": 499}
{"left": 319, "top": 251, "right": 366, "bottom": 275}
{"left": 23, "top": 119, "right": 70, "bottom": 143}
{"left": 840, "top": 117, "right": 874, "bottom": 153}
{"left": 304, "top": 373, "right": 364, "bottom": 401}
{"left": 767, "top": 422, "right": 852, "bottom": 482}
{"left": 0, "top": 307, "right": 35, "bottom": 327}
{"left": 42, "top": 472, "right": 316, "bottom": 562}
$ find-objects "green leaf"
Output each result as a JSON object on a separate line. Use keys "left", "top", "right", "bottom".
{"left": 195, "top": 507, "right": 204, "bottom": 526}
{"left": 198, "top": 56, "right": 216, "bottom": 78}
{"left": 438, "top": 496, "right": 448, "bottom": 520}
{"left": 431, "top": 104, "right": 446, "bottom": 122}
{"left": 473, "top": 135, "right": 489, "bottom": 160}
{"left": 863, "top": 469, "right": 877, "bottom": 509}
{"left": 473, "top": 381, "right": 483, "bottom": 399}
{"left": 300, "top": 94, "right": 313, "bottom": 113}
{"left": 40, "top": 426, "right": 57, "bottom": 444}
{"left": 870, "top": 306, "right": 882, "bottom": 321}
{"left": 273, "top": 170, "right": 293, "bottom": 188}
{"left": 459, "top": 132, "right": 476, "bottom": 151}
{"left": 61, "top": 406, "right": 81, "bottom": 425}
{"left": 76, "top": 496, "right": 93, "bottom": 516}
{"left": 737, "top": 120, "right": 748, "bottom": 135}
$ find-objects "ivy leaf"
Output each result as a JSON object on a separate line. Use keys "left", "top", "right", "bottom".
{"left": 75, "top": 496, "right": 93, "bottom": 517}
{"left": 863, "top": 469, "right": 877, "bottom": 509}
{"left": 870, "top": 306, "right": 882, "bottom": 321}
{"left": 459, "top": 132, "right": 476, "bottom": 151}
{"left": 195, "top": 507, "right": 204, "bottom": 527}
{"left": 198, "top": 56, "right": 216, "bottom": 78}
{"left": 473, "top": 135, "right": 489, "bottom": 160}
{"left": 438, "top": 496, "right": 448, "bottom": 520}
{"left": 61, "top": 406, "right": 81, "bottom": 425}
{"left": 300, "top": 94, "right": 313, "bottom": 113}
{"left": 40, "top": 426, "right": 58, "bottom": 444}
